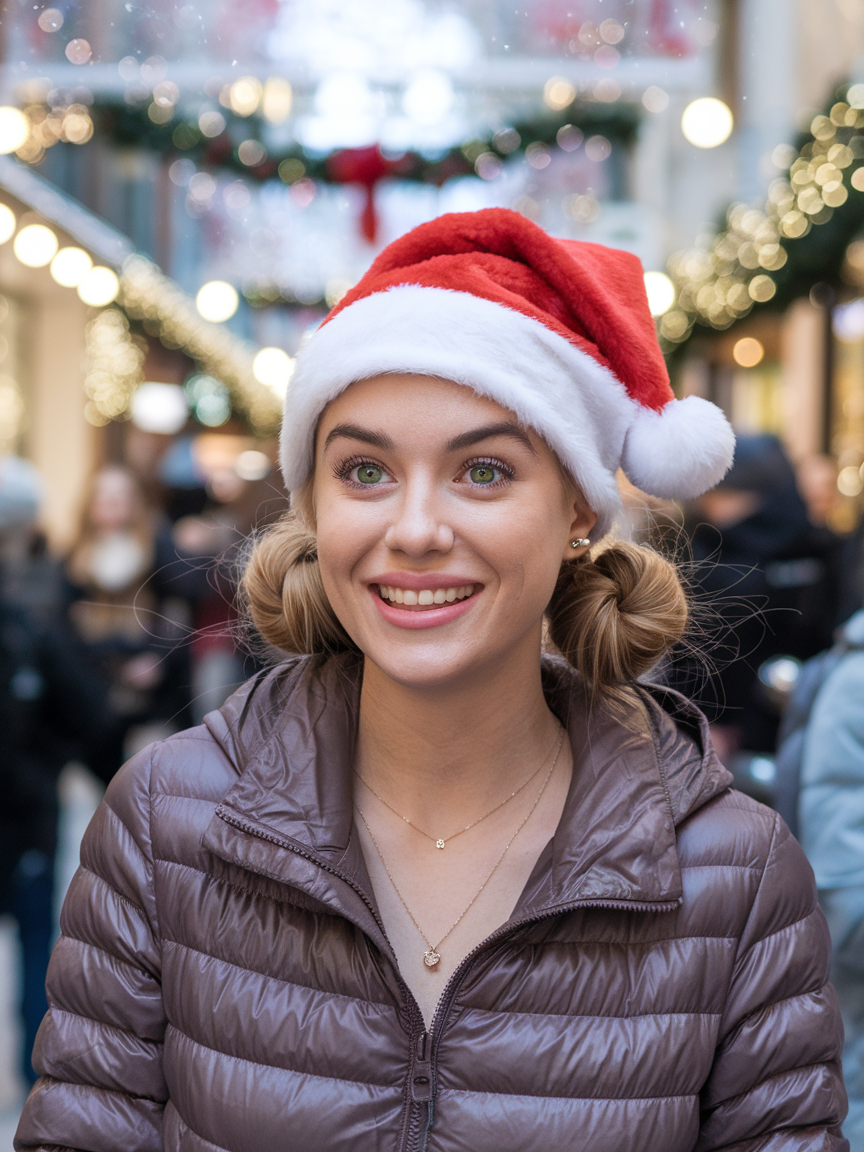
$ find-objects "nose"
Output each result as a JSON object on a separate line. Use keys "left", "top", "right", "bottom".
{"left": 383, "top": 475, "right": 455, "bottom": 558}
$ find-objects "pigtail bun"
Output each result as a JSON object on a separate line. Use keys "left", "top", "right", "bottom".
{"left": 547, "top": 541, "right": 688, "bottom": 698}
{"left": 242, "top": 511, "right": 354, "bottom": 655}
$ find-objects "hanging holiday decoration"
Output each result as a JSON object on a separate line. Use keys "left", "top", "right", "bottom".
{"left": 12, "top": 90, "right": 637, "bottom": 188}
{"left": 663, "top": 83, "right": 864, "bottom": 349}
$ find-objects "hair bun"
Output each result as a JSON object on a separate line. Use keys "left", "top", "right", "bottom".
{"left": 547, "top": 541, "right": 688, "bottom": 697}
{"left": 243, "top": 512, "right": 351, "bottom": 655}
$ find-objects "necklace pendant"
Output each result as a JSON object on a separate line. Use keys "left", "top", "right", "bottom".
{"left": 423, "top": 948, "right": 441, "bottom": 968}
{"left": 435, "top": 839, "right": 445, "bottom": 850}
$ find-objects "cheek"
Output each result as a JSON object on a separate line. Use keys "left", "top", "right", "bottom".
{"left": 313, "top": 493, "right": 382, "bottom": 597}
{"left": 465, "top": 498, "right": 566, "bottom": 598}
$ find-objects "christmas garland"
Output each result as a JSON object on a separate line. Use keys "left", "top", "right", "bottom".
{"left": 665, "top": 82, "right": 864, "bottom": 349}
{"left": 90, "top": 98, "right": 638, "bottom": 190}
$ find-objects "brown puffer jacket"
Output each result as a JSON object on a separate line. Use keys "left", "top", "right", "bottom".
{"left": 16, "top": 655, "right": 848, "bottom": 1152}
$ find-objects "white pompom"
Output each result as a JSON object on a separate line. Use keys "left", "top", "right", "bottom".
{"left": 621, "top": 396, "right": 735, "bottom": 499}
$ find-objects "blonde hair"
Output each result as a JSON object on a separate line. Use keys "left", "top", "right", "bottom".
{"left": 243, "top": 501, "right": 688, "bottom": 699}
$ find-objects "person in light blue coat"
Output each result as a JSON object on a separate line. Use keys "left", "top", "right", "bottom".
{"left": 800, "top": 608, "right": 864, "bottom": 1151}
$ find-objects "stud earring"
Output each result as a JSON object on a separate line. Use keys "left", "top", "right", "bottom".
{"left": 570, "top": 538, "right": 591, "bottom": 549}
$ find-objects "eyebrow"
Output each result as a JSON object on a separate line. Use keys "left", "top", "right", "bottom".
{"left": 323, "top": 423, "right": 395, "bottom": 452}
{"left": 322, "top": 419, "right": 537, "bottom": 456}
{"left": 446, "top": 422, "right": 537, "bottom": 455}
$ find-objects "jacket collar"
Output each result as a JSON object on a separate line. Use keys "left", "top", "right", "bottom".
{"left": 201, "top": 654, "right": 732, "bottom": 933}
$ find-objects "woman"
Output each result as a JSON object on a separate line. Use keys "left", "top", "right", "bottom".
{"left": 66, "top": 464, "right": 194, "bottom": 772}
{"left": 16, "top": 210, "right": 846, "bottom": 1152}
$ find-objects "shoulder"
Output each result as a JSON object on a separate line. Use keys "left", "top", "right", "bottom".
{"left": 106, "top": 654, "right": 329, "bottom": 812}
{"left": 678, "top": 790, "right": 819, "bottom": 947}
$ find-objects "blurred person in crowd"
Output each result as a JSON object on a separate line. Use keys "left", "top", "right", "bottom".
{"left": 797, "top": 453, "right": 840, "bottom": 528}
{"left": 798, "top": 607, "right": 864, "bottom": 1150}
{"left": 65, "top": 464, "right": 194, "bottom": 775}
{"left": 0, "top": 456, "right": 106, "bottom": 1085}
{"left": 169, "top": 448, "right": 282, "bottom": 721}
{"left": 667, "top": 433, "right": 842, "bottom": 761}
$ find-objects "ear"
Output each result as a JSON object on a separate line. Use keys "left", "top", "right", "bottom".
{"left": 561, "top": 498, "right": 598, "bottom": 561}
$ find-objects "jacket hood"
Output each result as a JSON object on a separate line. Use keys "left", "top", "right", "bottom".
{"left": 202, "top": 654, "right": 732, "bottom": 920}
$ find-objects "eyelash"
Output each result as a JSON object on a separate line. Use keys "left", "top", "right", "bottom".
{"left": 334, "top": 455, "right": 390, "bottom": 489}
{"left": 333, "top": 454, "right": 516, "bottom": 489}
{"left": 461, "top": 456, "right": 515, "bottom": 488}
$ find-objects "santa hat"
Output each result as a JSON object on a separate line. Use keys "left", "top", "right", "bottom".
{"left": 280, "top": 208, "right": 734, "bottom": 538}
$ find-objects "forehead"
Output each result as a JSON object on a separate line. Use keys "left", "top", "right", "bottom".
{"left": 317, "top": 374, "right": 529, "bottom": 443}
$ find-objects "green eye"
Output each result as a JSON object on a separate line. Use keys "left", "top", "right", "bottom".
{"left": 469, "top": 464, "right": 498, "bottom": 485}
{"left": 355, "top": 464, "right": 384, "bottom": 484}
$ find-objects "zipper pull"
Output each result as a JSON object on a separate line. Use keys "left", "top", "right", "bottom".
{"left": 411, "top": 1030, "right": 433, "bottom": 1103}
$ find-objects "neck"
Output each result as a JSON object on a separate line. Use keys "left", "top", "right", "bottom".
{"left": 355, "top": 637, "right": 562, "bottom": 825}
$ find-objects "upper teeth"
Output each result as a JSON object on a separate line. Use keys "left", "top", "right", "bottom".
{"left": 380, "top": 585, "right": 474, "bottom": 605}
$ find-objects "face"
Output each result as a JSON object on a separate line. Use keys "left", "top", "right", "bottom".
{"left": 90, "top": 468, "right": 140, "bottom": 532}
{"left": 312, "top": 374, "right": 596, "bottom": 691}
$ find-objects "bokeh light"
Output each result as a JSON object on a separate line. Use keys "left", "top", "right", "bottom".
{"left": 131, "top": 382, "right": 188, "bottom": 434}
{"left": 644, "top": 272, "right": 676, "bottom": 316}
{"left": 64, "top": 38, "right": 92, "bottom": 65}
{"left": 262, "top": 78, "right": 293, "bottom": 124}
{"left": 732, "top": 337, "right": 765, "bottom": 367}
{"left": 236, "top": 449, "right": 271, "bottom": 481}
{"left": 37, "top": 7, "right": 63, "bottom": 31}
{"left": 0, "top": 108, "right": 29, "bottom": 155}
{"left": 77, "top": 266, "right": 120, "bottom": 306}
{"left": 838, "top": 466, "right": 864, "bottom": 497}
{"left": 543, "top": 77, "right": 576, "bottom": 111}
{"left": 14, "top": 224, "right": 58, "bottom": 267}
{"left": 50, "top": 247, "right": 93, "bottom": 288}
{"left": 229, "top": 77, "right": 262, "bottom": 117}
{"left": 0, "top": 204, "right": 16, "bottom": 243}
{"left": 196, "top": 281, "right": 239, "bottom": 323}
{"left": 184, "top": 374, "right": 231, "bottom": 426}
{"left": 253, "top": 347, "right": 294, "bottom": 396}
{"left": 682, "top": 98, "right": 734, "bottom": 148}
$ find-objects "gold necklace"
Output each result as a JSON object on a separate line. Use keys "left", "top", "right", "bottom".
{"left": 355, "top": 727, "right": 564, "bottom": 850}
{"left": 355, "top": 727, "right": 565, "bottom": 969}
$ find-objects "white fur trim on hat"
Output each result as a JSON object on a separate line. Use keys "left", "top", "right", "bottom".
{"left": 280, "top": 285, "right": 733, "bottom": 538}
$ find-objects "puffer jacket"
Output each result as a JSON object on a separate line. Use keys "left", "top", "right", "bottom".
{"left": 16, "top": 654, "right": 847, "bottom": 1152}
{"left": 800, "top": 610, "right": 864, "bottom": 1150}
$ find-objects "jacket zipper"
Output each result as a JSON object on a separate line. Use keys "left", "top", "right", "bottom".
{"left": 415, "top": 895, "right": 681, "bottom": 1152}
{"left": 215, "top": 806, "right": 428, "bottom": 1151}
{"left": 215, "top": 805, "right": 679, "bottom": 1152}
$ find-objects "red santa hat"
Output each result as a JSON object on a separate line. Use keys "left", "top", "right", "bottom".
{"left": 280, "top": 208, "right": 734, "bottom": 538}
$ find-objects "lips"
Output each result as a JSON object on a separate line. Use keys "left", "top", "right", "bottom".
{"left": 369, "top": 576, "right": 481, "bottom": 629}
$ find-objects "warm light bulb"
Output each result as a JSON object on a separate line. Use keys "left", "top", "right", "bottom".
{"left": 681, "top": 98, "right": 734, "bottom": 148}
{"left": 644, "top": 271, "right": 676, "bottom": 317}
{"left": 252, "top": 346, "right": 294, "bottom": 395}
{"left": 50, "top": 246, "right": 92, "bottom": 287}
{"left": 0, "top": 107, "right": 30, "bottom": 155}
{"left": 13, "top": 224, "right": 58, "bottom": 267}
{"left": 77, "top": 266, "right": 120, "bottom": 306}
{"left": 196, "top": 280, "right": 239, "bottom": 323}
{"left": 0, "top": 204, "right": 16, "bottom": 244}
{"left": 732, "top": 337, "right": 765, "bottom": 368}
{"left": 262, "top": 78, "right": 292, "bottom": 124}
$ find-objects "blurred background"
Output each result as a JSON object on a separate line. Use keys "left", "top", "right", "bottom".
{"left": 2, "top": 0, "right": 864, "bottom": 1144}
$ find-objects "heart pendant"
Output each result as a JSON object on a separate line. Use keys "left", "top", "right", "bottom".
{"left": 423, "top": 948, "right": 441, "bottom": 968}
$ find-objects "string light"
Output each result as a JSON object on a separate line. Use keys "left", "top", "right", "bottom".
{"left": 13, "top": 224, "right": 58, "bottom": 267}
{"left": 662, "top": 85, "right": 864, "bottom": 347}
{"left": 119, "top": 255, "right": 282, "bottom": 432}
{"left": 78, "top": 266, "right": 120, "bottom": 307}
{"left": 50, "top": 247, "right": 92, "bottom": 288}
{"left": 681, "top": 98, "right": 734, "bottom": 148}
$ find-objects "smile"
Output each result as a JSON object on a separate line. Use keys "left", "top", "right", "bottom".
{"left": 378, "top": 584, "right": 475, "bottom": 608}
